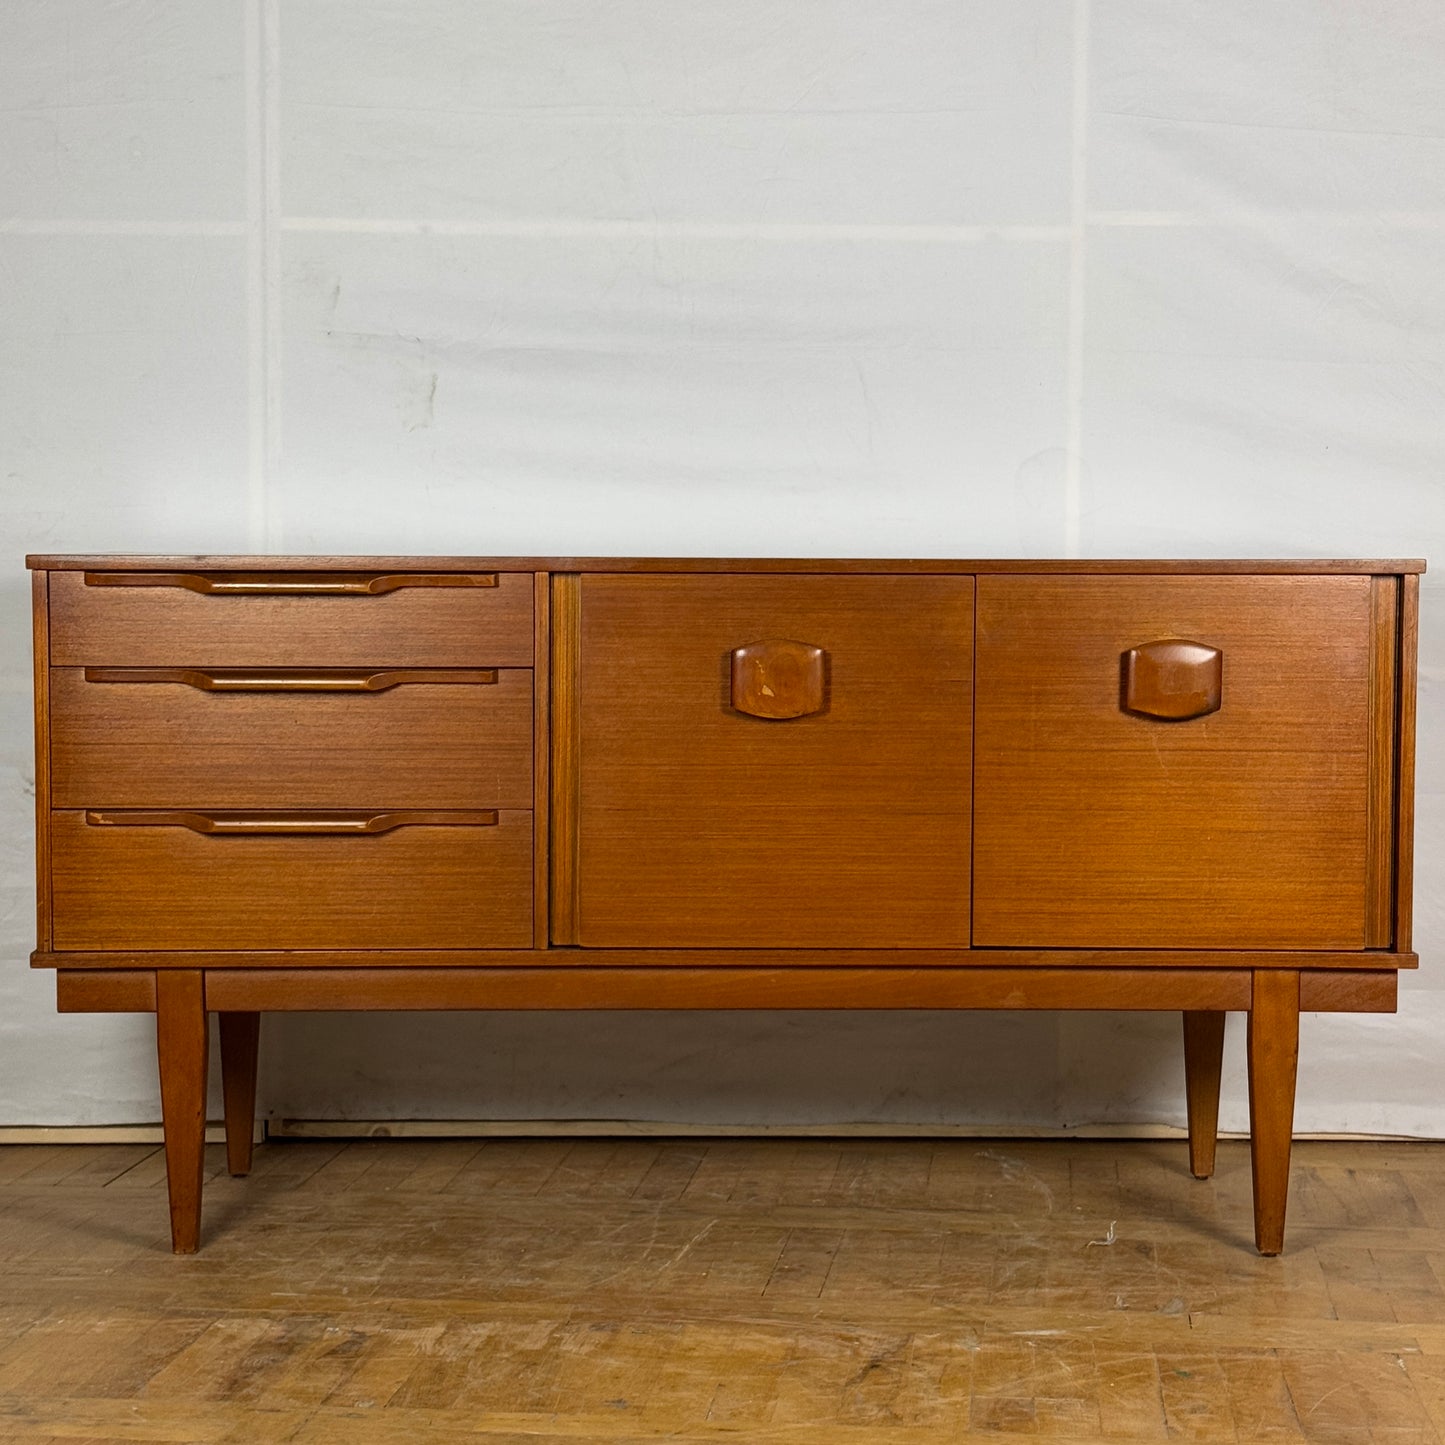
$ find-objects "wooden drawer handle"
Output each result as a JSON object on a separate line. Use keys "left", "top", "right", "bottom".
{"left": 1122, "top": 640, "right": 1222, "bottom": 720}
{"left": 82, "top": 572, "right": 497, "bottom": 595}
{"left": 83, "top": 810, "right": 499, "bottom": 835}
{"left": 82, "top": 667, "right": 498, "bottom": 692}
{"left": 730, "top": 639, "right": 826, "bottom": 719}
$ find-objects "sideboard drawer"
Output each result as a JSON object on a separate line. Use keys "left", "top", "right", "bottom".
{"left": 48, "top": 569, "right": 534, "bottom": 668}
{"left": 50, "top": 809, "right": 533, "bottom": 951}
{"left": 973, "top": 575, "right": 1377, "bottom": 949}
{"left": 50, "top": 667, "right": 533, "bottom": 810}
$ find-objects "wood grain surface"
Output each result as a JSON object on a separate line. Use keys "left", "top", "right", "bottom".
{"left": 1396, "top": 573, "right": 1420, "bottom": 953}
{"left": 1366, "top": 576, "right": 1401, "bottom": 946}
{"left": 196, "top": 966, "right": 1260, "bottom": 1013}
{"left": 532, "top": 572, "right": 552, "bottom": 950}
{"left": 50, "top": 666, "right": 533, "bottom": 810}
{"left": 1248, "top": 970, "right": 1302, "bottom": 1256}
{"left": 54, "top": 969, "right": 158, "bottom": 1012}
{"left": 31, "top": 570, "right": 52, "bottom": 951}
{"left": 1183, "top": 1011, "right": 1227, "bottom": 1180}
{"left": 572, "top": 574, "right": 974, "bottom": 947}
{"left": 50, "top": 810, "right": 534, "bottom": 951}
{"left": 34, "top": 946, "right": 1416, "bottom": 972}
{"left": 218, "top": 1012, "right": 260, "bottom": 1177}
{"left": 3, "top": 1134, "right": 1445, "bottom": 1440}
{"left": 1298, "top": 968, "right": 1398, "bottom": 1012}
{"left": 47, "top": 567, "right": 534, "bottom": 667}
{"left": 548, "top": 574, "right": 581, "bottom": 945}
{"left": 47, "top": 966, "right": 1403, "bottom": 1016}
{"left": 974, "top": 576, "right": 1375, "bottom": 950}
{"left": 154, "top": 971, "right": 207, "bottom": 1253}
{"left": 27, "top": 551, "right": 1428, "bottom": 573}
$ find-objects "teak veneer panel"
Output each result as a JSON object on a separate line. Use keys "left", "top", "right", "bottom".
{"left": 200, "top": 966, "right": 1257, "bottom": 1012}
{"left": 1365, "top": 576, "right": 1400, "bottom": 946}
{"left": 50, "top": 809, "right": 533, "bottom": 951}
{"left": 32, "top": 947, "right": 1413, "bottom": 971}
{"left": 571, "top": 574, "right": 973, "bottom": 948}
{"left": 31, "top": 571, "right": 52, "bottom": 951}
{"left": 55, "top": 969, "right": 158, "bottom": 1012}
{"left": 52, "top": 965, "right": 1399, "bottom": 1015}
{"left": 548, "top": 574, "right": 582, "bottom": 945}
{"left": 974, "top": 575, "right": 1375, "bottom": 950}
{"left": 50, "top": 667, "right": 533, "bottom": 811}
{"left": 532, "top": 572, "right": 552, "bottom": 951}
{"left": 1396, "top": 573, "right": 1420, "bottom": 952}
{"left": 29, "top": 553, "right": 1428, "bottom": 575}
{"left": 1298, "top": 968, "right": 1397, "bottom": 1012}
{"left": 48, "top": 568, "right": 534, "bottom": 668}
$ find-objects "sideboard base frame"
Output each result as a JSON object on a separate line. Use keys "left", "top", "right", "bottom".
{"left": 43, "top": 958, "right": 1408, "bottom": 1256}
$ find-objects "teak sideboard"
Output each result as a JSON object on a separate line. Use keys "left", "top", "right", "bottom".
{"left": 26, "top": 555, "right": 1423, "bottom": 1255}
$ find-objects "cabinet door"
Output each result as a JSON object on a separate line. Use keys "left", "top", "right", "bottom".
{"left": 568, "top": 574, "right": 972, "bottom": 947}
{"left": 973, "top": 576, "right": 1378, "bottom": 949}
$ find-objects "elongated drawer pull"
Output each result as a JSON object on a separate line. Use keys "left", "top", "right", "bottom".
{"left": 1122, "top": 639, "right": 1223, "bottom": 720}
{"left": 82, "top": 572, "right": 497, "bottom": 595}
{"left": 81, "top": 667, "right": 498, "bottom": 692}
{"left": 83, "top": 810, "right": 499, "bottom": 835}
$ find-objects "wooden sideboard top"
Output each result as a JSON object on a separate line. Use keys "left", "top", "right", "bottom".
{"left": 24, "top": 555, "right": 1429, "bottom": 574}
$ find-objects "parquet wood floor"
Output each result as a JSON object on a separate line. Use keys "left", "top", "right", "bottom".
{"left": 2, "top": 1136, "right": 1444, "bottom": 1442}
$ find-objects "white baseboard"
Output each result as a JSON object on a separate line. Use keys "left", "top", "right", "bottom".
{"left": 0, "top": 1124, "right": 259, "bottom": 1145}
{"left": 272, "top": 1118, "right": 1202, "bottom": 1140}
{"left": 1, "top": 1119, "right": 1429, "bottom": 1145}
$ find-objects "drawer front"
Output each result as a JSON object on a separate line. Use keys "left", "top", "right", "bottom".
{"left": 973, "top": 576, "right": 1374, "bottom": 949}
{"left": 50, "top": 809, "right": 533, "bottom": 950}
{"left": 50, "top": 667, "right": 532, "bottom": 810}
{"left": 571, "top": 574, "right": 973, "bottom": 948}
{"left": 48, "top": 569, "right": 534, "bottom": 667}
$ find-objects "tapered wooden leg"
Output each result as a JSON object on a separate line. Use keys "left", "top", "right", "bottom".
{"left": 1182, "top": 1010, "right": 1226, "bottom": 1179}
{"left": 156, "top": 970, "right": 209, "bottom": 1254}
{"left": 219, "top": 1012, "right": 260, "bottom": 1176}
{"left": 1247, "top": 970, "right": 1300, "bottom": 1257}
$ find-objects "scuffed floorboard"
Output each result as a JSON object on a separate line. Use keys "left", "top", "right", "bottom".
{"left": 1, "top": 1137, "right": 1443, "bottom": 1441}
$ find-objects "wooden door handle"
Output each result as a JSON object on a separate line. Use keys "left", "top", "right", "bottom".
{"left": 730, "top": 639, "right": 827, "bottom": 719}
{"left": 82, "top": 572, "right": 497, "bottom": 595}
{"left": 83, "top": 810, "right": 499, "bottom": 835}
{"left": 81, "top": 667, "right": 498, "bottom": 692}
{"left": 1122, "top": 640, "right": 1222, "bottom": 720}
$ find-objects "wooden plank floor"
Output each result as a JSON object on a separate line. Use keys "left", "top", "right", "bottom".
{"left": 2, "top": 1136, "right": 1445, "bottom": 1442}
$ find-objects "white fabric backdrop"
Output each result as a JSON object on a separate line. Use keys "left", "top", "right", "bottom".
{"left": 2, "top": 0, "right": 1441, "bottom": 1134}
